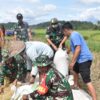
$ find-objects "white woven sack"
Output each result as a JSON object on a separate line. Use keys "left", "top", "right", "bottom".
{"left": 53, "top": 48, "right": 69, "bottom": 77}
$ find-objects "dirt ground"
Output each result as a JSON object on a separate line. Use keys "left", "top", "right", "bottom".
{"left": 91, "top": 53, "right": 100, "bottom": 100}
{"left": 0, "top": 53, "right": 100, "bottom": 100}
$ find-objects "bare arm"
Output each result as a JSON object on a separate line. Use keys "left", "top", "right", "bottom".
{"left": 47, "top": 38, "right": 57, "bottom": 51}
{"left": 13, "top": 34, "right": 17, "bottom": 40}
{"left": 0, "top": 29, "right": 5, "bottom": 47}
{"left": 70, "top": 45, "right": 81, "bottom": 69}
{"left": 59, "top": 36, "right": 67, "bottom": 48}
{"left": 0, "top": 29, "right": 4, "bottom": 41}
{"left": 28, "top": 28, "right": 32, "bottom": 41}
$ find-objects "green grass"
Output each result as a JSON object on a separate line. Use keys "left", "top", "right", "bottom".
{"left": 5, "top": 29, "right": 100, "bottom": 52}
{"left": 78, "top": 30, "right": 100, "bottom": 37}
{"left": 33, "top": 29, "right": 100, "bottom": 52}
{"left": 34, "top": 28, "right": 46, "bottom": 35}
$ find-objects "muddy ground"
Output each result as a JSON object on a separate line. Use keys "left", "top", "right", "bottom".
{"left": 0, "top": 53, "right": 100, "bottom": 100}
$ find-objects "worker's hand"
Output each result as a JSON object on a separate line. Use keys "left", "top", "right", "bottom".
{"left": 22, "top": 95, "right": 29, "bottom": 100}
{"left": 29, "top": 36, "right": 33, "bottom": 41}
{"left": 67, "top": 49, "right": 70, "bottom": 54}
{"left": 69, "top": 62, "right": 75, "bottom": 70}
{"left": 0, "top": 85, "right": 4, "bottom": 94}
{"left": 53, "top": 45, "right": 58, "bottom": 51}
{"left": 59, "top": 44, "right": 62, "bottom": 48}
{"left": 29, "top": 76, "right": 35, "bottom": 84}
{"left": 13, "top": 79, "right": 18, "bottom": 86}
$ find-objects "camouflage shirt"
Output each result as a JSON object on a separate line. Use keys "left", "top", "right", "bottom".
{"left": 0, "top": 58, "right": 18, "bottom": 85}
{"left": 0, "top": 56, "right": 26, "bottom": 85}
{"left": 46, "top": 24, "right": 65, "bottom": 48}
{"left": 14, "top": 22, "right": 29, "bottom": 42}
{"left": 30, "top": 67, "right": 73, "bottom": 100}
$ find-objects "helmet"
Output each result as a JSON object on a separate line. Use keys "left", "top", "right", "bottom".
{"left": 16, "top": 13, "right": 23, "bottom": 20}
{"left": 50, "top": 18, "right": 59, "bottom": 28}
{"left": 33, "top": 55, "right": 52, "bottom": 67}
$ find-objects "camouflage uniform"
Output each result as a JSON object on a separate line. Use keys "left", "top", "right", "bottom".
{"left": 30, "top": 67, "right": 73, "bottom": 100}
{"left": 14, "top": 22, "right": 29, "bottom": 42}
{"left": 0, "top": 55, "right": 26, "bottom": 85}
{"left": 14, "top": 55, "right": 27, "bottom": 81}
{"left": 0, "top": 57, "right": 18, "bottom": 85}
{"left": 46, "top": 24, "right": 65, "bottom": 52}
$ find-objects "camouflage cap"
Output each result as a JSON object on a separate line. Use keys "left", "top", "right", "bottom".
{"left": 50, "top": 18, "right": 59, "bottom": 28}
{"left": 51, "top": 18, "right": 58, "bottom": 24}
{"left": 33, "top": 55, "right": 52, "bottom": 67}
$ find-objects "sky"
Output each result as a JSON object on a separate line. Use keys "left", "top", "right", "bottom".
{"left": 0, "top": 0, "right": 100, "bottom": 25}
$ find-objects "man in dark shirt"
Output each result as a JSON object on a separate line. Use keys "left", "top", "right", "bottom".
{"left": 46, "top": 18, "right": 67, "bottom": 53}
{"left": 14, "top": 13, "right": 32, "bottom": 42}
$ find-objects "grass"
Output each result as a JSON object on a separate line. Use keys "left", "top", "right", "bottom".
{"left": 33, "top": 29, "right": 100, "bottom": 52}
{"left": 4, "top": 29, "right": 100, "bottom": 52}
{"left": 34, "top": 28, "right": 46, "bottom": 35}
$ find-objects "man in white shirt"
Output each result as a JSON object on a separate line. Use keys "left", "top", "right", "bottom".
{"left": 8, "top": 41, "right": 54, "bottom": 83}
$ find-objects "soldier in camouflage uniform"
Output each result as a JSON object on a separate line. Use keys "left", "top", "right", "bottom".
{"left": 0, "top": 57, "right": 18, "bottom": 86}
{"left": 0, "top": 47, "right": 26, "bottom": 89}
{"left": 23, "top": 55, "right": 73, "bottom": 100}
{"left": 14, "top": 13, "right": 32, "bottom": 42}
{"left": 46, "top": 18, "right": 67, "bottom": 53}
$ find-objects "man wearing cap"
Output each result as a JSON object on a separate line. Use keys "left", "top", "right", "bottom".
{"left": 8, "top": 41, "right": 54, "bottom": 83}
{"left": 22, "top": 55, "right": 73, "bottom": 100}
{"left": 14, "top": 13, "right": 32, "bottom": 42}
{"left": 46, "top": 18, "right": 67, "bottom": 53}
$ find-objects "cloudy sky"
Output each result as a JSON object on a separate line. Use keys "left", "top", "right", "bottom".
{"left": 0, "top": 0, "right": 100, "bottom": 25}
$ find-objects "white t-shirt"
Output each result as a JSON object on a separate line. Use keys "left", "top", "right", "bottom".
{"left": 25, "top": 41, "right": 54, "bottom": 71}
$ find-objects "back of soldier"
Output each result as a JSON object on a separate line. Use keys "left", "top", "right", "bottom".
{"left": 14, "top": 22, "right": 29, "bottom": 41}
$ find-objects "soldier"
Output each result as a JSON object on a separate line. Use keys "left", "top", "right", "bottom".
{"left": 14, "top": 13, "right": 32, "bottom": 41}
{"left": 0, "top": 48, "right": 26, "bottom": 93}
{"left": 6, "top": 41, "right": 54, "bottom": 83}
{"left": 22, "top": 55, "right": 73, "bottom": 100}
{"left": 46, "top": 18, "right": 67, "bottom": 53}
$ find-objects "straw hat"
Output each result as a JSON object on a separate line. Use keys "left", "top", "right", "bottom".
{"left": 2, "top": 41, "right": 25, "bottom": 60}
{"left": 8, "top": 41, "right": 25, "bottom": 58}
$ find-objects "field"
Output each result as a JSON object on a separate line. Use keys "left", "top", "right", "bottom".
{"left": 33, "top": 29, "right": 100, "bottom": 52}
{"left": 0, "top": 29, "right": 100, "bottom": 100}
{"left": 5, "top": 29, "right": 100, "bottom": 52}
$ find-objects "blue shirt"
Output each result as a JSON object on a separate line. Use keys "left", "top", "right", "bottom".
{"left": 70, "top": 31, "right": 93, "bottom": 63}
